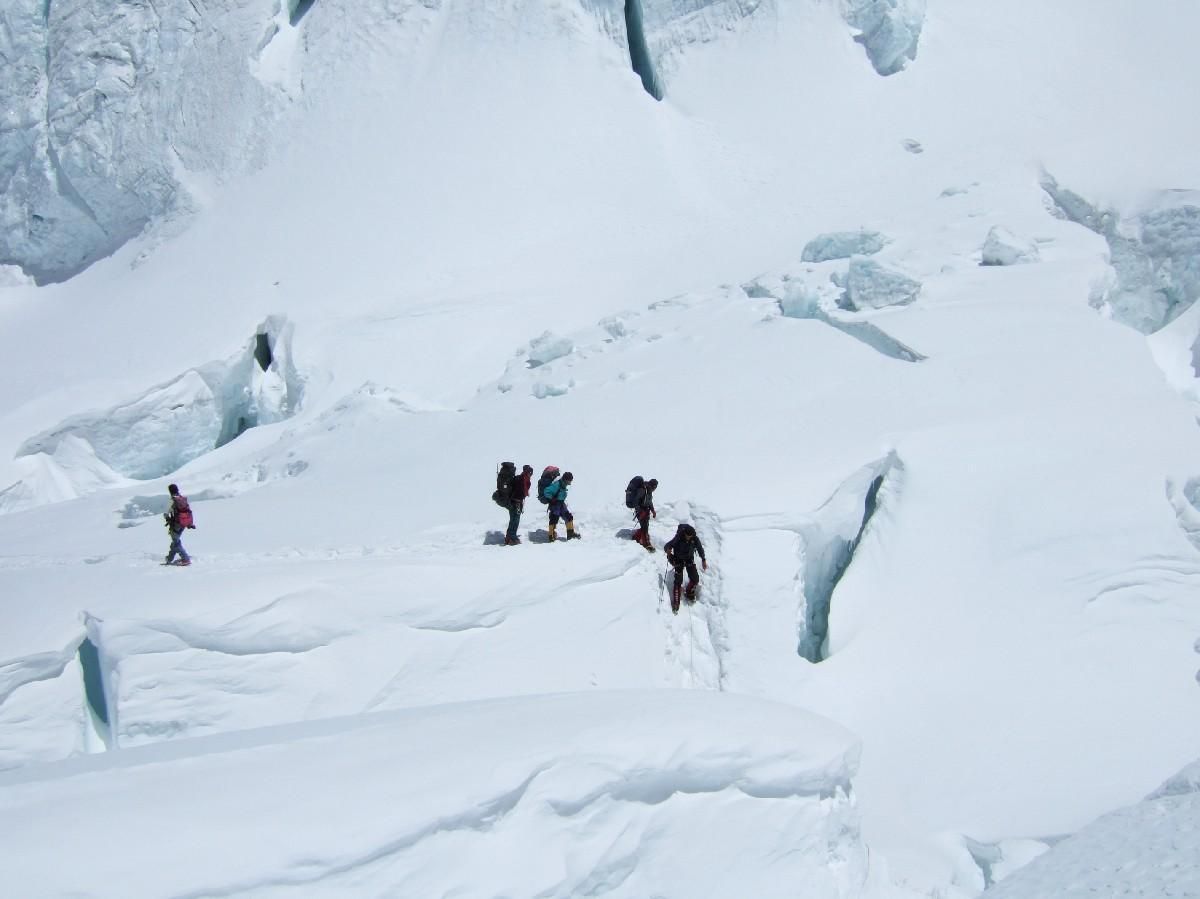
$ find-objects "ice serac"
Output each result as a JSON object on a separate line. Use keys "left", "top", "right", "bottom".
{"left": 634, "top": 0, "right": 769, "bottom": 89}
{"left": 1043, "top": 176, "right": 1200, "bottom": 333}
{"left": 0, "top": 0, "right": 279, "bottom": 283}
{"left": 802, "top": 230, "right": 889, "bottom": 263}
{"left": 841, "top": 0, "right": 925, "bottom": 76}
{"left": 839, "top": 256, "right": 922, "bottom": 310}
{"left": 980, "top": 226, "right": 1041, "bottom": 266}
{"left": 983, "top": 757, "right": 1200, "bottom": 898}
{"left": 3, "top": 317, "right": 303, "bottom": 508}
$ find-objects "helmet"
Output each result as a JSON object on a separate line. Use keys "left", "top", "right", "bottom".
{"left": 522, "top": 465, "right": 533, "bottom": 474}
{"left": 647, "top": 478, "right": 658, "bottom": 489}
{"left": 563, "top": 471, "right": 574, "bottom": 482}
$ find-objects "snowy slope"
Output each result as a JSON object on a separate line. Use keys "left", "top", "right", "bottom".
{"left": 984, "top": 758, "right": 1200, "bottom": 897}
{"left": 2, "top": 1, "right": 1199, "bottom": 896}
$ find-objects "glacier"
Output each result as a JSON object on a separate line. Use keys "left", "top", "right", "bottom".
{"left": 0, "top": 0, "right": 1199, "bottom": 897}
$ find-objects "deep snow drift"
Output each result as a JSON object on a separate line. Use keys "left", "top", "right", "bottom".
{"left": 2, "top": 1, "right": 1199, "bottom": 897}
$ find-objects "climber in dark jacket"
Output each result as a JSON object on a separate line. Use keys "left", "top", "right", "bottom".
{"left": 505, "top": 465, "right": 534, "bottom": 545}
{"left": 664, "top": 523, "right": 706, "bottom": 613}
{"left": 631, "top": 478, "right": 658, "bottom": 551}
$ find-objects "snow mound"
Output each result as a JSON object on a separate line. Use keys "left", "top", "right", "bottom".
{"left": 839, "top": 256, "right": 922, "bottom": 310}
{"left": 802, "top": 230, "right": 889, "bottom": 263}
{"left": 841, "top": 0, "right": 925, "bottom": 76}
{"left": 984, "top": 757, "right": 1200, "bottom": 898}
{"left": 5, "top": 318, "right": 303, "bottom": 507}
{"left": 980, "top": 226, "right": 1041, "bottom": 266}
{"left": 0, "top": 691, "right": 868, "bottom": 899}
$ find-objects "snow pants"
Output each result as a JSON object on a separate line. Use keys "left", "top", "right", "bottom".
{"left": 549, "top": 501, "right": 573, "bottom": 527}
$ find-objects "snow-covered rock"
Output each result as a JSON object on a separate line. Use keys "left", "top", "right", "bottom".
{"left": 841, "top": 0, "right": 925, "bottom": 76}
{"left": 802, "top": 230, "right": 889, "bottom": 263}
{"left": 0, "top": 691, "right": 870, "bottom": 899}
{"left": 984, "top": 757, "right": 1200, "bottom": 898}
{"left": 839, "top": 256, "right": 922, "bottom": 310}
{"left": 981, "top": 226, "right": 1041, "bottom": 266}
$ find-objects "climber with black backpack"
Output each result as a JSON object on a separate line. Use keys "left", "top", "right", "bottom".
{"left": 163, "top": 483, "right": 194, "bottom": 566}
{"left": 492, "top": 462, "right": 533, "bottom": 546}
{"left": 625, "top": 476, "right": 658, "bottom": 552}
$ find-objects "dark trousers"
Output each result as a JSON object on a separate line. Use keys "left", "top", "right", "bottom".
{"left": 672, "top": 562, "right": 699, "bottom": 596}
{"left": 634, "top": 509, "right": 650, "bottom": 532}
{"left": 505, "top": 504, "right": 522, "bottom": 541}
{"left": 549, "top": 501, "right": 573, "bottom": 526}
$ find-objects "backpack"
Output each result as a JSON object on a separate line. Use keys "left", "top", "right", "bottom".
{"left": 492, "top": 461, "right": 516, "bottom": 508}
{"left": 537, "top": 466, "right": 560, "bottom": 504}
{"left": 625, "top": 476, "right": 645, "bottom": 509}
{"left": 175, "top": 496, "right": 194, "bottom": 529}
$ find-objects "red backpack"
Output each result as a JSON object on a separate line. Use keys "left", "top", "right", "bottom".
{"left": 175, "top": 496, "right": 195, "bottom": 529}
{"left": 536, "top": 466, "right": 559, "bottom": 504}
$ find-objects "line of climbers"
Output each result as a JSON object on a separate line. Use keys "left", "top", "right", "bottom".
{"left": 492, "top": 464, "right": 707, "bottom": 613}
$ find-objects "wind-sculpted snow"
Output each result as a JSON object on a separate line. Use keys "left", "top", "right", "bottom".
{"left": 984, "top": 757, "right": 1200, "bottom": 898}
{"left": 0, "top": 0, "right": 280, "bottom": 282}
{"left": 840, "top": 0, "right": 925, "bottom": 76}
{"left": 0, "top": 691, "right": 867, "bottom": 899}
{"left": 3, "top": 318, "right": 303, "bottom": 511}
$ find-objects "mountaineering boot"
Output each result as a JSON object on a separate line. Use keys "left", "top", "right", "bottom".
{"left": 566, "top": 522, "right": 581, "bottom": 540}
{"left": 548, "top": 524, "right": 558, "bottom": 543}
{"left": 637, "top": 530, "right": 655, "bottom": 552}
{"left": 684, "top": 582, "right": 697, "bottom": 602}
{"left": 504, "top": 535, "right": 520, "bottom": 546}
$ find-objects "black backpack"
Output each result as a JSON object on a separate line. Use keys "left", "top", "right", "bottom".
{"left": 493, "top": 461, "right": 516, "bottom": 507}
{"left": 537, "top": 466, "right": 560, "bottom": 504}
{"left": 625, "top": 476, "right": 645, "bottom": 509}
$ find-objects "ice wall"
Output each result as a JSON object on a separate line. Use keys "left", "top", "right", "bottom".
{"left": 0, "top": 0, "right": 279, "bottom": 282}
{"left": 841, "top": 0, "right": 925, "bottom": 76}
{"left": 1043, "top": 178, "right": 1200, "bottom": 333}
{"left": 1, "top": 318, "right": 303, "bottom": 511}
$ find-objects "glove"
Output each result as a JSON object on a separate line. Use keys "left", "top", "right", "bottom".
{"left": 702, "top": 560, "right": 708, "bottom": 571}
{"left": 651, "top": 509, "right": 657, "bottom": 518}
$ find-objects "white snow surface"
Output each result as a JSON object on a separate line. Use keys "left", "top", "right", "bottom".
{"left": 983, "top": 757, "right": 1200, "bottom": 898}
{"left": 2, "top": 1, "right": 1200, "bottom": 896}
{"left": 0, "top": 691, "right": 871, "bottom": 898}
